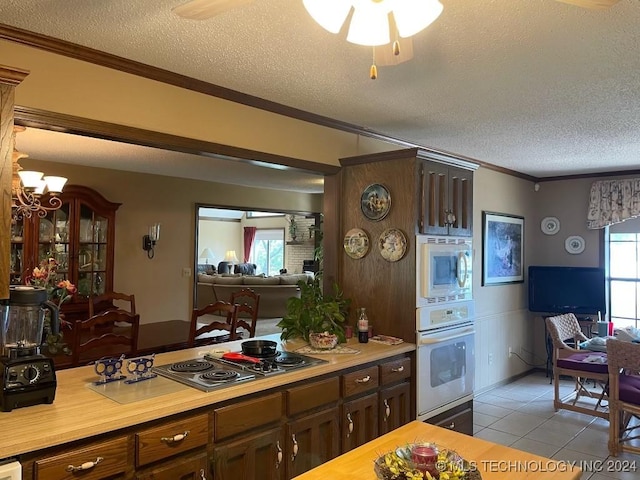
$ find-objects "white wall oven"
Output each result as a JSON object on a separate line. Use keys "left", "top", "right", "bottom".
{"left": 416, "top": 235, "right": 472, "bottom": 306}
{"left": 416, "top": 300, "right": 475, "bottom": 421}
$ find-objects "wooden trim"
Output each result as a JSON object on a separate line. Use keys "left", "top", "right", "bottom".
{"left": 0, "top": 64, "right": 29, "bottom": 86}
{"left": 13, "top": 106, "right": 339, "bottom": 176}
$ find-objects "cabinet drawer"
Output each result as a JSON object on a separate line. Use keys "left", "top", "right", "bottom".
{"left": 33, "top": 436, "right": 129, "bottom": 480}
{"left": 425, "top": 400, "right": 473, "bottom": 436}
{"left": 136, "top": 413, "right": 209, "bottom": 467}
{"left": 214, "top": 392, "right": 282, "bottom": 441}
{"left": 379, "top": 357, "right": 411, "bottom": 385}
{"left": 286, "top": 376, "right": 340, "bottom": 416}
{"left": 342, "top": 366, "right": 379, "bottom": 398}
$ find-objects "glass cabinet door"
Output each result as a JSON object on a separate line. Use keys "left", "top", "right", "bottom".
{"left": 9, "top": 218, "right": 25, "bottom": 284}
{"left": 37, "top": 205, "right": 71, "bottom": 282}
{"left": 76, "top": 204, "right": 108, "bottom": 298}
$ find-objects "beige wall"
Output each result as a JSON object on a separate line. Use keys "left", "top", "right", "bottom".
{"left": 198, "top": 219, "right": 243, "bottom": 266}
{"left": 23, "top": 158, "right": 321, "bottom": 325}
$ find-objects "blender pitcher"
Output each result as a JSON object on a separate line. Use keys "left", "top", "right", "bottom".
{"left": 2, "top": 286, "right": 60, "bottom": 358}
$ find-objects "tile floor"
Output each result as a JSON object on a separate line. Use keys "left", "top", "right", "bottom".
{"left": 474, "top": 371, "right": 639, "bottom": 480}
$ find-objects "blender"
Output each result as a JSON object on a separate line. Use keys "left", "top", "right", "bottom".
{"left": 0, "top": 286, "right": 59, "bottom": 411}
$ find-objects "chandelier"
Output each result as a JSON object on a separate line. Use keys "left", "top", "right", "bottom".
{"left": 12, "top": 126, "right": 67, "bottom": 222}
{"left": 303, "top": 0, "right": 444, "bottom": 79}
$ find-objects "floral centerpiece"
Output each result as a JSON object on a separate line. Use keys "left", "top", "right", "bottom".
{"left": 374, "top": 443, "right": 480, "bottom": 480}
{"left": 24, "top": 257, "right": 77, "bottom": 355}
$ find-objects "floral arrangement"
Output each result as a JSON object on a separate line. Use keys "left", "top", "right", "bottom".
{"left": 373, "top": 444, "right": 478, "bottom": 480}
{"left": 25, "top": 257, "right": 77, "bottom": 354}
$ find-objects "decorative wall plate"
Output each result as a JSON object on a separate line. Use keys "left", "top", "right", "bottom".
{"left": 343, "top": 228, "right": 370, "bottom": 259}
{"left": 541, "top": 216, "right": 560, "bottom": 235}
{"left": 378, "top": 228, "right": 407, "bottom": 262}
{"left": 565, "top": 235, "right": 585, "bottom": 254}
{"left": 360, "top": 183, "right": 391, "bottom": 221}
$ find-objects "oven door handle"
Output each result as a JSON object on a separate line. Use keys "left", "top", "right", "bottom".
{"left": 457, "top": 251, "right": 468, "bottom": 287}
{"left": 419, "top": 328, "right": 475, "bottom": 344}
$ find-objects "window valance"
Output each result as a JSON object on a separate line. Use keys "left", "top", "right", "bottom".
{"left": 587, "top": 178, "right": 640, "bottom": 229}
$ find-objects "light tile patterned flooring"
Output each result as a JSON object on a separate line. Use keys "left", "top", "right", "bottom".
{"left": 474, "top": 371, "right": 639, "bottom": 480}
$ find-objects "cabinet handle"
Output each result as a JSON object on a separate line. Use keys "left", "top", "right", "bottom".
{"left": 346, "top": 412, "right": 354, "bottom": 437}
{"left": 384, "top": 399, "right": 390, "bottom": 421}
{"left": 200, "top": 468, "right": 207, "bottom": 480}
{"left": 291, "top": 434, "right": 298, "bottom": 461}
{"left": 391, "top": 365, "right": 404, "bottom": 373}
{"left": 355, "top": 375, "right": 370, "bottom": 384}
{"left": 445, "top": 209, "right": 456, "bottom": 226}
{"left": 275, "top": 440, "right": 283, "bottom": 469}
{"left": 444, "top": 422, "right": 455, "bottom": 430}
{"left": 66, "top": 457, "right": 103, "bottom": 472}
{"left": 161, "top": 430, "right": 189, "bottom": 443}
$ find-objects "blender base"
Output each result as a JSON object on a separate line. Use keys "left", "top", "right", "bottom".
{"left": 0, "top": 355, "right": 57, "bottom": 412}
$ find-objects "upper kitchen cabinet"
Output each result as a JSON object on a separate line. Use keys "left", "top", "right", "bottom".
{"left": 419, "top": 161, "right": 474, "bottom": 237}
{"left": 30, "top": 185, "right": 121, "bottom": 321}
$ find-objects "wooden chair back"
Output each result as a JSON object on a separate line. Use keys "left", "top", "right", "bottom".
{"left": 189, "top": 301, "right": 239, "bottom": 347}
{"left": 546, "top": 313, "right": 589, "bottom": 360}
{"left": 606, "top": 338, "right": 640, "bottom": 456}
{"left": 88, "top": 291, "right": 136, "bottom": 317}
{"left": 72, "top": 310, "right": 140, "bottom": 366}
{"left": 230, "top": 288, "right": 260, "bottom": 339}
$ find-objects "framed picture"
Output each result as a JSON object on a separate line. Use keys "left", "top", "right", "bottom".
{"left": 482, "top": 211, "right": 524, "bottom": 286}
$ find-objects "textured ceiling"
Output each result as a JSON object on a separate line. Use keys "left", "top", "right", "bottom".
{"left": 2, "top": 0, "right": 640, "bottom": 191}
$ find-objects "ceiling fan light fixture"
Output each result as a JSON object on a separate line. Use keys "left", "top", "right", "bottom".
{"left": 302, "top": 0, "right": 352, "bottom": 34}
{"left": 347, "top": 1, "right": 392, "bottom": 46}
{"left": 393, "top": 0, "right": 443, "bottom": 38}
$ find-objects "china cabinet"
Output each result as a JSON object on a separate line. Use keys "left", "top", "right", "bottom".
{"left": 15, "top": 185, "right": 120, "bottom": 321}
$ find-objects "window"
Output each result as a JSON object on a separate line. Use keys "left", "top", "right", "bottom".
{"left": 608, "top": 232, "right": 640, "bottom": 329}
{"left": 250, "top": 229, "right": 284, "bottom": 276}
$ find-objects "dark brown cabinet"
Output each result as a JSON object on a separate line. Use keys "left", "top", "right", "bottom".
{"left": 285, "top": 407, "right": 341, "bottom": 478}
{"left": 341, "top": 392, "right": 379, "bottom": 453}
{"left": 420, "top": 161, "right": 473, "bottom": 237}
{"left": 136, "top": 452, "right": 209, "bottom": 480}
{"left": 424, "top": 400, "right": 473, "bottom": 436}
{"left": 12, "top": 185, "right": 120, "bottom": 321}
{"left": 213, "top": 427, "right": 285, "bottom": 480}
{"left": 379, "top": 382, "right": 412, "bottom": 436}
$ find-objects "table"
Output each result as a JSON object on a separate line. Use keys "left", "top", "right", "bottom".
{"left": 293, "top": 421, "right": 581, "bottom": 480}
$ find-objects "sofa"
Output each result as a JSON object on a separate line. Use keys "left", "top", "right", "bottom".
{"left": 196, "top": 273, "right": 313, "bottom": 318}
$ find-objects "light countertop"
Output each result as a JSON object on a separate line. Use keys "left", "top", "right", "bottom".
{"left": 0, "top": 335, "right": 414, "bottom": 458}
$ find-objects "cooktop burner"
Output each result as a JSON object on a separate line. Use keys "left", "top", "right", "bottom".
{"left": 206, "top": 350, "right": 327, "bottom": 376}
{"left": 153, "top": 360, "right": 255, "bottom": 392}
{"left": 170, "top": 360, "right": 213, "bottom": 373}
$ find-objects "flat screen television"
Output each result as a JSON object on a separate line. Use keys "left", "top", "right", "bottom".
{"left": 528, "top": 266, "right": 606, "bottom": 315}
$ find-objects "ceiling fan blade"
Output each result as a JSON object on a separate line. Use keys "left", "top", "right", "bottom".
{"left": 172, "top": 0, "right": 254, "bottom": 20}
{"left": 376, "top": 38, "right": 414, "bottom": 67}
{"left": 555, "top": 0, "right": 621, "bottom": 9}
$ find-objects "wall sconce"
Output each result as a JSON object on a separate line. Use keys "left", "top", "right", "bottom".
{"left": 142, "top": 223, "right": 161, "bottom": 259}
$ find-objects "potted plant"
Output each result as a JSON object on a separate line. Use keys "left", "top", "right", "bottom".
{"left": 277, "top": 276, "right": 350, "bottom": 348}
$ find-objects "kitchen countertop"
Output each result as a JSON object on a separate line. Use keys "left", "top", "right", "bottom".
{"left": 0, "top": 334, "right": 414, "bottom": 459}
{"left": 293, "top": 420, "right": 581, "bottom": 480}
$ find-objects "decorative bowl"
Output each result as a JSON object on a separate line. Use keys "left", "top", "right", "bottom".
{"left": 308, "top": 332, "right": 338, "bottom": 350}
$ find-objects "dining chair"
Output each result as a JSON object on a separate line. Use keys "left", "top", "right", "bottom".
{"left": 605, "top": 338, "right": 640, "bottom": 456}
{"left": 72, "top": 309, "right": 140, "bottom": 366}
{"left": 189, "top": 301, "right": 239, "bottom": 347}
{"left": 545, "top": 313, "right": 609, "bottom": 420}
{"left": 88, "top": 291, "right": 136, "bottom": 317}
{"left": 229, "top": 288, "right": 260, "bottom": 339}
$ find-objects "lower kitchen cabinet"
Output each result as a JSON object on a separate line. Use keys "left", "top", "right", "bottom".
{"left": 341, "top": 392, "right": 379, "bottom": 453}
{"left": 285, "top": 407, "right": 340, "bottom": 478}
{"left": 212, "top": 427, "right": 285, "bottom": 480}
{"left": 136, "top": 452, "right": 209, "bottom": 480}
{"left": 379, "top": 382, "right": 411, "bottom": 436}
{"left": 424, "top": 400, "right": 473, "bottom": 436}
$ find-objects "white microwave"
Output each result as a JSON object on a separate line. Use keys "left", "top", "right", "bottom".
{"left": 416, "top": 235, "right": 472, "bottom": 305}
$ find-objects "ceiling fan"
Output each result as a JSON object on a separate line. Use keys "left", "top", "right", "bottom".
{"left": 172, "top": 0, "right": 620, "bottom": 69}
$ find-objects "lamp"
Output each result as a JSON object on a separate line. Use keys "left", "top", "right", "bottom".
{"left": 224, "top": 250, "right": 239, "bottom": 274}
{"left": 142, "top": 223, "right": 161, "bottom": 259}
{"left": 199, "top": 247, "right": 215, "bottom": 264}
{"left": 302, "top": 0, "right": 443, "bottom": 78}
{"left": 11, "top": 126, "right": 68, "bottom": 221}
